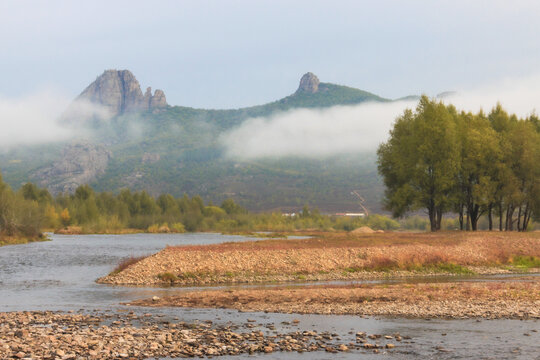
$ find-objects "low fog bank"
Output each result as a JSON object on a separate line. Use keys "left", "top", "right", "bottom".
{"left": 2, "top": 73, "right": 540, "bottom": 154}
{"left": 444, "top": 73, "right": 540, "bottom": 118}
{"left": 220, "top": 101, "right": 416, "bottom": 159}
{"left": 221, "top": 73, "right": 540, "bottom": 160}
{"left": 0, "top": 90, "right": 110, "bottom": 151}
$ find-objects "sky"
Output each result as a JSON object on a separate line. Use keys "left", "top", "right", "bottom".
{"left": 2, "top": 0, "right": 540, "bottom": 109}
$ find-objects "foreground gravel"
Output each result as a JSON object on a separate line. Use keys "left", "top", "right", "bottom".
{"left": 0, "top": 311, "right": 405, "bottom": 359}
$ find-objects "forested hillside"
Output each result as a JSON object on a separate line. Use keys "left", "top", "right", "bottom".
{"left": 0, "top": 71, "right": 393, "bottom": 213}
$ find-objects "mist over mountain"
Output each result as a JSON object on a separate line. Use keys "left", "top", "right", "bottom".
{"left": 0, "top": 70, "right": 417, "bottom": 213}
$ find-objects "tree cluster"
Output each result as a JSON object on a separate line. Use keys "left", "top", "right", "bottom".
{"left": 378, "top": 96, "right": 540, "bottom": 232}
{"left": 0, "top": 174, "right": 44, "bottom": 240}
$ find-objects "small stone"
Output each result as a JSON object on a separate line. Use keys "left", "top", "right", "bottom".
{"left": 386, "top": 343, "right": 395, "bottom": 349}
{"left": 152, "top": 296, "right": 160, "bottom": 301}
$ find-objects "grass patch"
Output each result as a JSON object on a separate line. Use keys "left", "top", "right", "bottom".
{"left": 511, "top": 256, "right": 540, "bottom": 269}
{"left": 157, "top": 272, "right": 179, "bottom": 283}
{"left": 177, "top": 272, "right": 198, "bottom": 280}
{"left": 419, "top": 263, "right": 474, "bottom": 274}
{"left": 110, "top": 255, "right": 147, "bottom": 275}
{"left": 0, "top": 233, "right": 49, "bottom": 247}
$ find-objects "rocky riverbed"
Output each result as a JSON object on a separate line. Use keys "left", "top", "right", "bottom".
{"left": 0, "top": 311, "right": 404, "bottom": 359}
{"left": 131, "top": 279, "right": 540, "bottom": 320}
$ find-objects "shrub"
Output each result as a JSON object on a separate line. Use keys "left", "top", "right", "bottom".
{"left": 171, "top": 222, "right": 186, "bottom": 233}
{"left": 157, "top": 272, "right": 179, "bottom": 283}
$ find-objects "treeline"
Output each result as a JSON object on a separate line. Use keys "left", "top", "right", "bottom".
{"left": 0, "top": 173, "right": 45, "bottom": 243}
{"left": 0, "top": 173, "right": 405, "bottom": 236}
{"left": 378, "top": 96, "right": 540, "bottom": 232}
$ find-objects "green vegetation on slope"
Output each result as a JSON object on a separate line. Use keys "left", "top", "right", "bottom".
{"left": 0, "top": 80, "right": 389, "bottom": 213}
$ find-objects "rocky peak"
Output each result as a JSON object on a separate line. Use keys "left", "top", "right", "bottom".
{"left": 77, "top": 70, "right": 168, "bottom": 117}
{"left": 297, "top": 72, "right": 320, "bottom": 93}
{"left": 150, "top": 89, "right": 167, "bottom": 109}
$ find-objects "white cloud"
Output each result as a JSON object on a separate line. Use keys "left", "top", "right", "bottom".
{"left": 221, "top": 73, "right": 540, "bottom": 159}
{"left": 444, "top": 73, "right": 540, "bottom": 117}
{"left": 220, "top": 101, "right": 416, "bottom": 159}
{"left": 0, "top": 90, "right": 111, "bottom": 150}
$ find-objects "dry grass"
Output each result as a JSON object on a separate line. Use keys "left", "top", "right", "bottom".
{"left": 110, "top": 255, "right": 147, "bottom": 275}
{"left": 102, "top": 231, "right": 540, "bottom": 285}
{"left": 169, "top": 231, "right": 471, "bottom": 252}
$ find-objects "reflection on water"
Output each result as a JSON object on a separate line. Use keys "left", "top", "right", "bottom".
{"left": 0, "top": 233, "right": 538, "bottom": 359}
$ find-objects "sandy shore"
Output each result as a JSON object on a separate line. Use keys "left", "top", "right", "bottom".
{"left": 131, "top": 279, "right": 540, "bottom": 319}
{"left": 99, "top": 231, "right": 540, "bottom": 286}
{"left": 0, "top": 311, "right": 404, "bottom": 359}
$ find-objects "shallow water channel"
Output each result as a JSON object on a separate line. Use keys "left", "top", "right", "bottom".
{"left": 0, "top": 233, "right": 538, "bottom": 359}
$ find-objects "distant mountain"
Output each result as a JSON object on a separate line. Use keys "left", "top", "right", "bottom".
{"left": 77, "top": 69, "right": 168, "bottom": 117}
{"left": 0, "top": 70, "right": 412, "bottom": 213}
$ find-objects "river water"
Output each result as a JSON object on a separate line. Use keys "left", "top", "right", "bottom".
{"left": 0, "top": 233, "right": 538, "bottom": 359}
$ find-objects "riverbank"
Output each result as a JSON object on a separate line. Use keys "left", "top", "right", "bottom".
{"left": 0, "top": 311, "right": 403, "bottom": 359}
{"left": 0, "top": 233, "right": 48, "bottom": 247}
{"left": 131, "top": 278, "right": 540, "bottom": 319}
{"left": 55, "top": 226, "right": 144, "bottom": 235}
{"left": 98, "top": 231, "right": 540, "bottom": 286}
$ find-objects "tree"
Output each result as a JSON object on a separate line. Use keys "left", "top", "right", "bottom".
{"left": 60, "top": 208, "right": 71, "bottom": 227}
{"left": 506, "top": 120, "right": 540, "bottom": 231}
{"left": 454, "top": 111, "right": 501, "bottom": 231}
{"left": 377, "top": 96, "right": 460, "bottom": 231}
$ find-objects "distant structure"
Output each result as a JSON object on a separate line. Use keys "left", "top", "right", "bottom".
{"left": 351, "top": 190, "right": 369, "bottom": 217}
{"left": 335, "top": 212, "right": 366, "bottom": 217}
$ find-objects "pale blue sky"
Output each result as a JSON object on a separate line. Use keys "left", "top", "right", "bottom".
{"left": 1, "top": 0, "right": 540, "bottom": 108}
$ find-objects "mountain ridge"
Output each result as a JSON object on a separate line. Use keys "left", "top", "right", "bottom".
{"left": 1, "top": 70, "right": 411, "bottom": 213}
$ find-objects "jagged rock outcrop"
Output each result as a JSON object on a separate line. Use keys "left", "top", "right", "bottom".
{"left": 297, "top": 72, "right": 320, "bottom": 93}
{"left": 32, "top": 142, "right": 112, "bottom": 194}
{"left": 150, "top": 89, "right": 167, "bottom": 109}
{"left": 77, "top": 70, "right": 167, "bottom": 117}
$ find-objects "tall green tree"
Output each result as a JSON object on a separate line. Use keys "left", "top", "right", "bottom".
{"left": 378, "top": 96, "right": 460, "bottom": 231}
{"left": 454, "top": 111, "right": 501, "bottom": 231}
{"left": 506, "top": 120, "right": 540, "bottom": 231}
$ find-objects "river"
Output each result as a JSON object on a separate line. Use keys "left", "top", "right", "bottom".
{"left": 0, "top": 233, "right": 538, "bottom": 359}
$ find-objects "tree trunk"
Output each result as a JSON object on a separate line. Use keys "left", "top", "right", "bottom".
{"left": 488, "top": 204, "right": 493, "bottom": 231}
{"left": 428, "top": 205, "right": 437, "bottom": 232}
{"left": 458, "top": 206, "right": 464, "bottom": 231}
{"left": 517, "top": 206, "right": 522, "bottom": 232}
{"left": 436, "top": 207, "right": 443, "bottom": 231}
{"left": 522, "top": 203, "right": 530, "bottom": 232}
{"left": 469, "top": 204, "right": 481, "bottom": 231}
{"left": 498, "top": 202, "right": 503, "bottom": 231}
{"left": 506, "top": 205, "right": 515, "bottom": 231}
